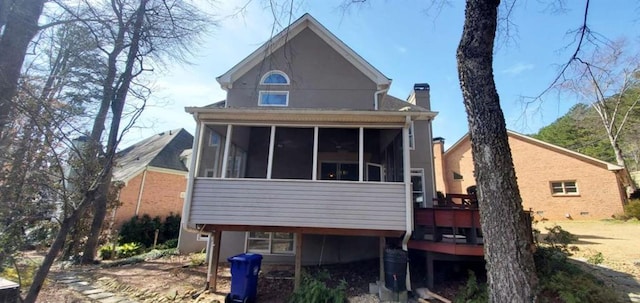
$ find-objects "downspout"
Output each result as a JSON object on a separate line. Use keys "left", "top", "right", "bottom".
{"left": 374, "top": 88, "right": 387, "bottom": 110}
{"left": 134, "top": 167, "right": 148, "bottom": 215}
{"left": 402, "top": 115, "right": 413, "bottom": 291}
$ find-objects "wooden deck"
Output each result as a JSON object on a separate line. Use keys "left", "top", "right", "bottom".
{"left": 410, "top": 194, "right": 533, "bottom": 257}
{"left": 410, "top": 205, "right": 484, "bottom": 256}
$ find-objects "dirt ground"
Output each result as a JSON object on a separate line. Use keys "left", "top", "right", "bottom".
{"left": 537, "top": 220, "right": 640, "bottom": 278}
{"left": 31, "top": 219, "right": 640, "bottom": 302}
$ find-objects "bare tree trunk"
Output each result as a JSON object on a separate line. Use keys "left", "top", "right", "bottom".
{"left": 456, "top": 1, "right": 538, "bottom": 302}
{"left": 0, "top": 0, "right": 45, "bottom": 134}
{"left": 23, "top": 190, "right": 96, "bottom": 303}
{"left": 607, "top": 131, "right": 637, "bottom": 193}
{"left": 82, "top": 0, "right": 148, "bottom": 263}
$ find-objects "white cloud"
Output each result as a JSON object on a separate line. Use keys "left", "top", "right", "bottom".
{"left": 501, "top": 62, "right": 534, "bottom": 75}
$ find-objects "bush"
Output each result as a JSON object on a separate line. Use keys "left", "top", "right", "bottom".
{"left": 189, "top": 252, "right": 206, "bottom": 266}
{"left": 99, "top": 245, "right": 115, "bottom": 260}
{"left": 118, "top": 213, "right": 182, "bottom": 247}
{"left": 454, "top": 271, "right": 487, "bottom": 303}
{"left": 623, "top": 199, "right": 640, "bottom": 220}
{"left": 116, "top": 242, "right": 143, "bottom": 258}
{"left": 155, "top": 238, "right": 178, "bottom": 250}
{"left": 587, "top": 252, "right": 604, "bottom": 265}
{"left": 289, "top": 271, "right": 347, "bottom": 303}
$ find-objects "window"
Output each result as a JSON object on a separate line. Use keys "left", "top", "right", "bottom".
{"left": 411, "top": 169, "right": 425, "bottom": 206}
{"left": 260, "top": 70, "right": 289, "bottom": 85}
{"left": 246, "top": 232, "right": 294, "bottom": 254}
{"left": 550, "top": 181, "right": 578, "bottom": 195}
{"left": 209, "top": 132, "right": 220, "bottom": 146}
{"left": 259, "top": 71, "right": 290, "bottom": 106}
{"left": 408, "top": 122, "right": 415, "bottom": 150}
{"left": 259, "top": 91, "right": 289, "bottom": 106}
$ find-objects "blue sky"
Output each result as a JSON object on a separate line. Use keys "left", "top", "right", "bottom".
{"left": 123, "top": 0, "right": 639, "bottom": 149}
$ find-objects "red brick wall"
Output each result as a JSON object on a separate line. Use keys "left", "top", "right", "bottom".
{"left": 435, "top": 134, "right": 625, "bottom": 220}
{"left": 112, "top": 169, "right": 187, "bottom": 229}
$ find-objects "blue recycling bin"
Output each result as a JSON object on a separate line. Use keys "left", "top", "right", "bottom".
{"left": 225, "top": 253, "right": 263, "bottom": 303}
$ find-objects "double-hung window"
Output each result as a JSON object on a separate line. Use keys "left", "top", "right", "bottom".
{"left": 259, "top": 70, "right": 289, "bottom": 106}
{"left": 550, "top": 181, "right": 578, "bottom": 195}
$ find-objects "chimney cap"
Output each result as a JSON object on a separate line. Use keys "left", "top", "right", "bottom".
{"left": 414, "top": 83, "right": 430, "bottom": 91}
{"left": 433, "top": 137, "right": 445, "bottom": 143}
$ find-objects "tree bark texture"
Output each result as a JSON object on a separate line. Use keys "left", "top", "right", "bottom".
{"left": 456, "top": 1, "right": 538, "bottom": 302}
{"left": 0, "top": 0, "right": 46, "bottom": 134}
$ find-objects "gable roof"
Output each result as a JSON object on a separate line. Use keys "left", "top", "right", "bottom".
{"left": 444, "top": 130, "right": 623, "bottom": 171}
{"left": 114, "top": 129, "right": 194, "bottom": 182}
{"left": 216, "top": 13, "right": 391, "bottom": 90}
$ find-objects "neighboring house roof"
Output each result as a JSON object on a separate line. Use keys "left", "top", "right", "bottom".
{"left": 445, "top": 130, "right": 624, "bottom": 171}
{"left": 114, "top": 129, "right": 194, "bottom": 182}
{"left": 216, "top": 13, "right": 391, "bottom": 90}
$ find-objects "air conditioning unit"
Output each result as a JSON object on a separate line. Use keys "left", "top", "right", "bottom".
{"left": 0, "top": 278, "right": 19, "bottom": 303}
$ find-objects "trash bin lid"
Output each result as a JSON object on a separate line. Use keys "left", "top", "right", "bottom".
{"left": 228, "top": 253, "right": 263, "bottom": 262}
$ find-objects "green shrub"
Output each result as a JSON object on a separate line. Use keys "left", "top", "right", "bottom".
{"left": 454, "top": 270, "right": 487, "bottom": 303}
{"left": 116, "top": 242, "right": 143, "bottom": 258}
{"left": 289, "top": 271, "right": 347, "bottom": 303}
{"left": 623, "top": 199, "right": 640, "bottom": 220}
{"left": 118, "top": 213, "right": 182, "bottom": 247}
{"left": 155, "top": 238, "right": 178, "bottom": 250}
{"left": 99, "top": 244, "right": 115, "bottom": 260}
{"left": 189, "top": 252, "right": 206, "bottom": 266}
{"left": 587, "top": 252, "right": 604, "bottom": 265}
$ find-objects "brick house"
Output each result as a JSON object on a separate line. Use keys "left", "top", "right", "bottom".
{"left": 433, "top": 130, "right": 629, "bottom": 220}
{"left": 111, "top": 129, "right": 193, "bottom": 229}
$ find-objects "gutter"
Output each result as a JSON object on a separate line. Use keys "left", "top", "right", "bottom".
{"left": 373, "top": 88, "right": 388, "bottom": 110}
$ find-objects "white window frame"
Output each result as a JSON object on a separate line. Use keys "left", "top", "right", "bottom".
{"left": 245, "top": 232, "right": 295, "bottom": 255}
{"left": 411, "top": 168, "right": 426, "bottom": 206}
{"left": 204, "top": 169, "right": 215, "bottom": 178}
{"left": 366, "top": 163, "right": 385, "bottom": 182}
{"left": 550, "top": 180, "right": 579, "bottom": 196}
{"left": 408, "top": 121, "right": 415, "bottom": 150}
{"left": 259, "top": 91, "right": 289, "bottom": 107}
{"left": 260, "top": 70, "right": 290, "bottom": 85}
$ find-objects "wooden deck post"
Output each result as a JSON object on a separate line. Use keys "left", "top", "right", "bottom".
{"left": 208, "top": 230, "right": 222, "bottom": 292}
{"left": 379, "top": 236, "right": 385, "bottom": 284}
{"left": 294, "top": 233, "right": 303, "bottom": 291}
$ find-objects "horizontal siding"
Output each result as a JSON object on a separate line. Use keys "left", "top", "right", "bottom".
{"left": 189, "top": 179, "right": 407, "bottom": 231}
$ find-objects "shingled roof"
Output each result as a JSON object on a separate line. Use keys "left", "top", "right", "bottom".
{"left": 113, "top": 129, "right": 194, "bottom": 182}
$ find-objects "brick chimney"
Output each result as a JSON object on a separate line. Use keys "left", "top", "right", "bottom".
{"left": 408, "top": 83, "right": 431, "bottom": 110}
{"left": 432, "top": 137, "right": 447, "bottom": 193}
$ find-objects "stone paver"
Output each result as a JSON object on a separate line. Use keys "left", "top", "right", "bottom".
{"left": 87, "top": 291, "right": 115, "bottom": 300}
{"left": 68, "top": 283, "right": 96, "bottom": 292}
{"left": 81, "top": 288, "right": 104, "bottom": 295}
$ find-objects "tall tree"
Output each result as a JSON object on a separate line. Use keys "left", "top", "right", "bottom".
{"left": 456, "top": 0, "right": 538, "bottom": 302}
{"left": 0, "top": 0, "right": 46, "bottom": 136}
{"left": 558, "top": 41, "right": 640, "bottom": 192}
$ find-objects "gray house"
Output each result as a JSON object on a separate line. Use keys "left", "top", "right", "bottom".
{"left": 180, "top": 13, "right": 442, "bottom": 290}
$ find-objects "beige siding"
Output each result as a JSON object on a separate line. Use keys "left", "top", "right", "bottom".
{"left": 227, "top": 28, "right": 377, "bottom": 110}
{"left": 190, "top": 179, "right": 406, "bottom": 230}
